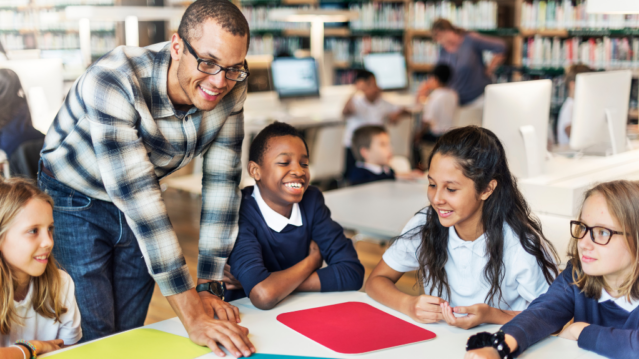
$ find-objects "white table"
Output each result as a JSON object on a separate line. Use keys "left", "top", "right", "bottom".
{"left": 323, "top": 180, "right": 429, "bottom": 239}
{"left": 43, "top": 292, "right": 603, "bottom": 358}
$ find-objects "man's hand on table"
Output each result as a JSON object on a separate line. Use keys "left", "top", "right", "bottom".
{"left": 166, "top": 288, "right": 255, "bottom": 357}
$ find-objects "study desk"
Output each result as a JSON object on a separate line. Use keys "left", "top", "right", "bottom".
{"left": 42, "top": 291, "right": 604, "bottom": 359}
{"left": 323, "top": 180, "right": 429, "bottom": 239}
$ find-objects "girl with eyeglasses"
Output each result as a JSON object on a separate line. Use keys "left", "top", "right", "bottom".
{"left": 466, "top": 180, "right": 639, "bottom": 359}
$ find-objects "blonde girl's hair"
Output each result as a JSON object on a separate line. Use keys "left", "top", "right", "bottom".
{"left": 0, "top": 177, "right": 67, "bottom": 335}
{"left": 569, "top": 180, "right": 639, "bottom": 301}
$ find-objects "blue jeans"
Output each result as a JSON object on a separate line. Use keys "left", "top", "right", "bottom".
{"left": 38, "top": 171, "right": 155, "bottom": 342}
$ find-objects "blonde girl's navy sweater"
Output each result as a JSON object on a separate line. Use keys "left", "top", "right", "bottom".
{"left": 501, "top": 262, "right": 639, "bottom": 358}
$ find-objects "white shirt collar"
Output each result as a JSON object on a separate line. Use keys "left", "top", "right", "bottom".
{"left": 356, "top": 161, "right": 392, "bottom": 175}
{"left": 448, "top": 226, "right": 487, "bottom": 256}
{"left": 599, "top": 289, "right": 639, "bottom": 312}
{"left": 252, "top": 185, "right": 303, "bottom": 233}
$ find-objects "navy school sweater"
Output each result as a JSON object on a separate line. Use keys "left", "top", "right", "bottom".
{"left": 501, "top": 262, "right": 639, "bottom": 358}
{"left": 225, "top": 185, "right": 365, "bottom": 302}
{"left": 349, "top": 166, "right": 395, "bottom": 186}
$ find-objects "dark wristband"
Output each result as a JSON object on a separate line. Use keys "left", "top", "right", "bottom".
{"left": 466, "top": 331, "right": 511, "bottom": 359}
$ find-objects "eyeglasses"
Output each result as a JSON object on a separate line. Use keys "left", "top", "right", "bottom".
{"left": 570, "top": 220, "right": 626, "bottom": 245}
{"left": 182, "top": 39, "right": 250, "bottom": 82}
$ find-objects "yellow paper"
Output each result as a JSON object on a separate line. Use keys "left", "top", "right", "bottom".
{"left": 47, "top": 328, "right": 211, "bottom": 359}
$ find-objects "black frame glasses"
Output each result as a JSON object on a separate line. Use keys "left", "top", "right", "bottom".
{"left": 182, "top": 39, "right": 250, "bottom": 82}
{"left": 570, "top": 220, "right": 626, "bottom": 245}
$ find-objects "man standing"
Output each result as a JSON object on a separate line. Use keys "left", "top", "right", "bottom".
{"left": 38, "top": 0, "right": 255, "bottom": 356}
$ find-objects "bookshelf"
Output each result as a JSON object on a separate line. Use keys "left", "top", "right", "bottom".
{"left": 0, "top": 0, "right": 117, "bottom": 79}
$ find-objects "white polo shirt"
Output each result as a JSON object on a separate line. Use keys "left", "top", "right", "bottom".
{"left": 382, "top": 210, "right": 550, "bottom": 310}
{"left": 422, "top": 88, "right": 458, "bottom": 136}
{"left": 1, "top": 270, "right": 82, "bottom": 346}
{"left": 343, "top": 94, "right": 401, "bottom": 147}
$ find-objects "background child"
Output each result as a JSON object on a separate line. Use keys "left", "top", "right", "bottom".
{"left": 349, "top": 126, "right": 395, "bottom": 186}
{"left": 226, "top": 122, "right": 364, "bottom": 309}
{"left": 0, "top": 178, "right": 81, "bottom": 358}
{"left": 556, "top": 64, "right": 594, "bottom": 146}
{"left": 365, "top": 126, "right": 559, "bottom": 329}
{"left": 342, "top": 69, "right": 406, "bottom": 178}
{"left": 414, "top": 64, "right": 458, "bottom": 170}
{"left": 350, "top": 125, "right": 424, "bottom": 186}
{"left": 466, "top": 180, "right": 639, "bottom": 359}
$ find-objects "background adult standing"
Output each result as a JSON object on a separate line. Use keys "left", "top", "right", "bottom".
{"left": 429, "top": 18, "right": 506, "bottom": 108}
{"left": 38, "top": 0, "right": 255, "bottom": 356}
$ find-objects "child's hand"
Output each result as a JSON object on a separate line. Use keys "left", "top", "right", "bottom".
{"left": 222, "top": 264, "right": 243, "bottom": 290}
{"left": 308, "top": 240, "right": 323, "bottom": 269}
{"left": 405, "top": 294, "right": 445, "bottom": 323}
{"left": 31, "top": 339, "right": 64, "bottom": 355}
{"left": 440, "top": 302, "right": 488, "bottom": 330}
{"left": 464, "top": 347, "right": 501, "bottom": 359}
{"left": 558, "top": 322, "right": 590, "bottom": 341}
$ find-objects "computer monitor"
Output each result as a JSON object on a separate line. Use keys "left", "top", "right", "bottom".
{"left": 363, "top": 53, "right": 407, "bottom": 91}
{"left": 570, "top": 70, "right": 632, "bottom": 155}
{"left": 0, "top": 58, "right": 63, "bottom": 133}
{"left": 483, "top": 79, "right": 552, "bottom": 179}
{"left": 271, "top": 57, "right": 320, "bottom": 99}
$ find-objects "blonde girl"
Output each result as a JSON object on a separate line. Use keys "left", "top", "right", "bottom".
{"left": 0, "top": 178, "right": 81, "bottom": 358}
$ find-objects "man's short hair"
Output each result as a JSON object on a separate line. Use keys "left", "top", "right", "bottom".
{"left": 351, "top": 125, "right": 387, "bottom": 162}
{"left": 355, "top": 69, "right": 375, "bottom": 82}
{"left": 249, "top": 122, "right": 309, "bottom": 165}
{"left": 566, "top": 64, "right": 594, "bottom": 83}
{"left": 177, "top": 0, "right": 250, "bottom": 49}
{"left": 431, "top": 64, "right": 452, "bottom": 85}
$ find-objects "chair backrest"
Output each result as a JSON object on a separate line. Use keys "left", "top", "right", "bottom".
{"left": 389, "top": 155, "right": 411, "bottom": 173}
{"left": 310, "top": 124, "right": 345, "bottom": 182}
{"left": 386, "top": 116, "right": 413, "bottom": 158}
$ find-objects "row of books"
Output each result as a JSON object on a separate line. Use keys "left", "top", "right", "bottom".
{"left": 521, "top": 0, "right": 639, "bottom": 30}
{"left": 325, "top": 38, "right": 350, "bottom": 63}
{"left": 408, "top": 1, "right": 498, "bottom": 31}
{"left": 0, "top": 0, "right": 112, "bottom": 7}
{"left": 522, "top": 35, "right": 639, "bottom": 70}
{"left": 411, "top": 39, "right": 437, "bottom": 65}
{"left": 0, "top": 9, "right": 114, "bottom": 30}
{"left": 247, "top": 35, "right": 301, "bottom": 57}
{"left": 348, "top": 3, "right": 404, "bottom": 30}
{"left": 0, "top": 31, "right": 113, "bottom": 51}
{"left": 241, "top": 6, "right": 309, "bottom": 31}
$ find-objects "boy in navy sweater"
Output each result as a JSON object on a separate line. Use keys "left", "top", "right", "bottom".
{"left": 226, "top": 122, "right": 364, "bottom": 309}
{"left": 465, "top": 180, "right": 639, "bottom": 359}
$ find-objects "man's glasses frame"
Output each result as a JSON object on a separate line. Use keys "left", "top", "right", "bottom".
{"left": 182, "top": 38, "right": 250, "bottom": 82}
{"left": 570, "top": 220, "right": 626, "bottom": 245}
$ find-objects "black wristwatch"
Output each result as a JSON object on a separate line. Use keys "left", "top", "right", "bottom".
{"left": 196, "top": 281, "right": 225, "bottom": 301}
{"left": 466, "top": 331, "right": 512, "bottom": 359}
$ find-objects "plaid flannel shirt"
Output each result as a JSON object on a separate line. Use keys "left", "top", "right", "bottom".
{"left": 41, "top": 43, "right": 246, "bottom": 296}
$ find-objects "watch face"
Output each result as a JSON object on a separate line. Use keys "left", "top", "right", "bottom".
{"left": 210, "top": 281, "right": 224, "bottom": 297}
{"left": 466, "top": 332, "right": 493, "bottom": 350}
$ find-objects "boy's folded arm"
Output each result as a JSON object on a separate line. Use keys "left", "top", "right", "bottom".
{"left": 248, "top": 254, "right": 321, "bottom": 310}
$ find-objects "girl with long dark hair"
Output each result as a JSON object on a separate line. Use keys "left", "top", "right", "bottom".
{"left": 365, "top": 126, "right": 559, "bottom": 329}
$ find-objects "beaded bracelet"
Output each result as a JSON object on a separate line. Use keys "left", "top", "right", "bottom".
{"left": 15, "top": 340, "right": 36, "bottom": 359}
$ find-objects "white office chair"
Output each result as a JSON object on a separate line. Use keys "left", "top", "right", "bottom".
{"left": 0, "top": 150, "right": 10, "bottom": 178}
{"left": 389, "top": 155, "right": 411, "bottom": 174}
{"left": 386, "top": 115, "right": 413, "bottom": 159}
{"left": 309, "top": 124, "right": 345, "bottom": 185}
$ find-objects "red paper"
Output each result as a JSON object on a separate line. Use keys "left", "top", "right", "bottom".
{"left": 276, "top": 302, "right": 436, "bottom": 354}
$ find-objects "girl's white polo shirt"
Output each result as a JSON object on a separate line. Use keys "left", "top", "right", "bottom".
{"left": 382, "top": 210, "right": 551, "bottom": 310}
{"left": 1, "top": 269, "right": 82, "bottom": 346}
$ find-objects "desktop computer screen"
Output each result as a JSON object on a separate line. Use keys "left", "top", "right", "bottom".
{"left": 271, "top": 57, "right": 320, "bottom": 99}
{"left": 363, "top": 53, "right": 407, "bottom": 91}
